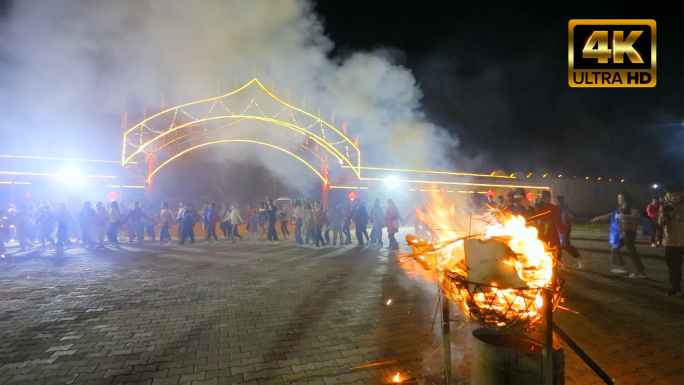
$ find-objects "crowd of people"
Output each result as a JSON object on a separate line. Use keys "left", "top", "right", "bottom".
{"left": 1, "top": 183, "right": 682, "bottom": 296}
{"left": 0, "top": 197, "right": 405, "bottom": 254}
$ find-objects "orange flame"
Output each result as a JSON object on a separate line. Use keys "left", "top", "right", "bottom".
{"left": 393, "top": 372, "right": 400, "bottom": 383}
{"left": 402, "top": 192, "right": 557, "bottom": 330}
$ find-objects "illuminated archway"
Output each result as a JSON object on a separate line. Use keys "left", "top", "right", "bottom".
{"left": 122, "top": 78, "right": 361, "bottom": 178}
{"left": 147, "top": 139, "right": 328, "bottom": 184}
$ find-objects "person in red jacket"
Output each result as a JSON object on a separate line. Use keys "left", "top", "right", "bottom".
{"left": 647, "top": 197, "right": 663, "bottom": 247}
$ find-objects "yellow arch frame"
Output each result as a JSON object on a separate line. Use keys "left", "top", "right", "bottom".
{"left": 123, "top": 78, "right": 360, "bottom": 176}
{"left": 147, "top": 139, "right": 327, "bottom": 184}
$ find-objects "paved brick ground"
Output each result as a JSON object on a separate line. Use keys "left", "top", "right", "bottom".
{"left": 0, "top": 225, "right": 682, "bottom": 384}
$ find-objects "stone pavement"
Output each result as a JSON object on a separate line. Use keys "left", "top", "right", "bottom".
{"left": 0, "top": 225, "right": 682, "bottom": 385}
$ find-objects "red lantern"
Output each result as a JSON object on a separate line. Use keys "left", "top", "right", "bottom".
{"left": 485, "top": 190, "right": 496, "bottom": 198}
{"left": 107, "top": 192, "right": 119, "bottom": 201}
{"left": 525, "top": 192, "right": 536, "bottom": 200}
{"left": 439, "top": 189, "right": 448, "bottom": 196}
{"left": 347, "top": 191, "right": 357, "bottom": 201}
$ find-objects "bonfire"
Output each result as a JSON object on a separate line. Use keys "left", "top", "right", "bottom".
{"left": 401, "top": 192, "right": 563, "bottom": 331}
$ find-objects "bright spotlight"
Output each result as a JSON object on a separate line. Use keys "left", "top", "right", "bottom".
{"left": 384, "top": 176, "right": 400, "bottom": 189}
{"left": 653, "top": 184, "right": 658, "bottom": 188}
{"left": 56, "top": 168, "right": 84, "bottom": 186}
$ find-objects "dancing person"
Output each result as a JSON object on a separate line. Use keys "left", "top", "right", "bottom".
{"left": 36, "top": 205, "right": 55, "bottom": 247}
{"left": 78, "top": 202, "right": 95, "bottom": 248}
{"left": 203, "top": 203, "right": 220, "bottom": 245}
{"left": 55, "top": 203, "right": 73, "bottom": 248}
{"left": 554, "top": 196, "right": 584, "bottom": 268}
{"left": 534, "top": 191, "right": 581, "bottom": 268}
{"left": 229, "top": 204, "right": 243, "bottom": 243}
{"left": 68, "top": 203, "right": 81, "bottom": 243}
{"left": 330, "top": 202, "right": 344, "bottom": 247}
{"left": 107, "top": 201, "right": 122, "bottom": 248}
{"left": 201, "top": 202, "right": 210, "bottom": 232}
{"left": 504, "top": 188, "right": 535, "bottom": 218}
{"left": 385, "top": 199, "right": 403, "bottom": 250}
{"left": 267, "top": 199, "right": 279, "bottom": 244}
{"left": 647, "top": 197, "right": 663, "bottom": 247}
{"left": 342, "top": 201, "right": 353, "bottom": 245}
{"left": 369, "top": 198, "right": 385, "bottom": 246}
{"left": 304, "top": 202, "right": 315, "bottom": 246}
{"left": 122, "top": 202, "right": 150, "bottom": 245}
{"left": 259, "top": 203, "right": 269, "bottom": 239}
{"left": 659, "top": 183, "right": 684, "bottom": 296}
{"left": 353, "top": 201, "right": 369, "bottom": 246}
{"left": 144, "top": 203, "right": 156, "bottom": 242}
{"left": 176, "top": 201, "right": 186, "bottom": 241}
{"left": 14, "top": 204, "right": 32, "bottom": 252}
{"left": 313, "top": 201, "right": 326, "bottom": 247}
{"left": 219, "top": 202, "right": 230, "bottom": 238}
{"left": 179, "top": 203, "right": 200, "bottom": 245}
{"left": 248, "top": 210, "right": 260, "bottom": 243}
{"left": 591, "top": 192, "right": 645, "bottom": 278}
{"left": 293, "top": 201, "right": 304, "bottom": 245}
{"left": 92, "top": 202, "right": 107, "bottom": 249}
{"left": 154, "top": 203, "right": 174, "bottom": 244}
{"left": 0, "top": 209, "right": 7, "bottom": 254}
{"left": 27, "top": 204, "right": 37, "bottom": 244}
{"left": 279, "top": 203, "right": 291, "bottom": 239}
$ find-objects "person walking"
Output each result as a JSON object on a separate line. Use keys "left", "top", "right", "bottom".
{"left": 248, "top": 210, "right": 260, "bottom": 243}
{"left": 266, "top": 199, "right": 279, "bottom": 244}
{"left": 153, "top": 203, "right": 174, "bottom": 244}
{"left": 122, "top": 202, "right": 151, "bottom": 245}
{"left": 293, "top": 201, "right": 304, "bottom": 245}
{"left": 369, "top": 198, "right": 386, "bottom": 246}
{"left": 342, "top": 202, "right": 353, "bottom": 245}
{"left": 107, "top": 201, "right": 122, "bottom": 249}
{"left": 78, "top": 202, "right": 95, "bottom": 248}
{"left": 330, "top": 202, "right": 345, "bottom": 247}
{"left": 591, "top": 192, "right": 646, "bottom": 278}
{"left": 353, "top": 201, "right": 369, "bottom": 246}
{"left": 659, "top": 183, "right": 684, "bottom": 296}
{"left": 385, "top": 199, "right": 403, "bottom": 250}
{"left": 647, "top": 197, "right": 663, "bottom": 247}
{"left": 92, "top": 202, "right": 107, "bottom": 249}
{"left": 229, "top": 204, "right": 244, "bottom": 243}
{"left": 554, "top": 196, "right": 584, "bottom": 268}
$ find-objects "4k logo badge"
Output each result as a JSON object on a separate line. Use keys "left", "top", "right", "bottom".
{"left": 569, "top": 20, "right": 656, "bottom": 87}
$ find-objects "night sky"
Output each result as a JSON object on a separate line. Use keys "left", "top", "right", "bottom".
{"left": 315, "top": 1, "right": 683, "bottom": 184}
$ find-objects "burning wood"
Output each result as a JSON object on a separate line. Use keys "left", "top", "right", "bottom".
{"left": 401, "top": 192, "right": 563, "bottom": 331}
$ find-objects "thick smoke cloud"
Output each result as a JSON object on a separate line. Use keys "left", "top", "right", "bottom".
{"left": 0, "top": 0, "right": 457, "bottom": 174}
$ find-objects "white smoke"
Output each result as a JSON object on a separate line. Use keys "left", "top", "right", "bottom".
{"left": 0, "top": 0, "right": 457, "bottom": 170}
